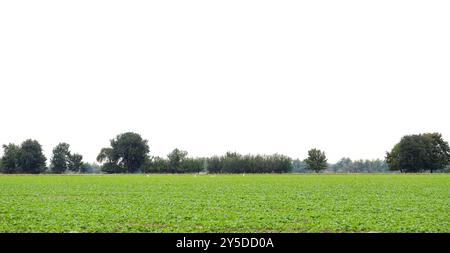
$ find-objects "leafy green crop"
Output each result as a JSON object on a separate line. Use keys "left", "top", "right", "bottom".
{"left": 0, "top": 174, "right": 448, "bottom": 232}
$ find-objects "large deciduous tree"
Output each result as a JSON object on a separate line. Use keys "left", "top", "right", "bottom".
{"left": 304, "top": 148, "right": 328, "bottom": 173}
{"left": 97, "top": 132, "right": 150, "bottom": 173}
{"left": 50, "top": 143, "right": 85, "bottom": 173}
{"left": 1, "top": 144, "right": 21, "bottom": 173}
{"left": 68, "top": 153, "right": 85, "bottom": 173}
{"left": 386, "top": 133, "right": 450, "bottom": 173}
{"left": 17, "top": 139, "right": 47, "bottom": 174}
{"left": 50, "top": 143, "right": 71, "bottom": 173}
{"left": 425, "top": 133, "right": 450, "bottom": 173}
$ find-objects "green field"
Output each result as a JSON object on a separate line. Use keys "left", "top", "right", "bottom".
{"left": 0, "top": 174, "right": 448, "bottom": 232}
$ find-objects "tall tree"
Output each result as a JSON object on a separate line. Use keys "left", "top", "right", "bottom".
{"left": 68, "top": 153, "right": 85, "bottom": 173}
{"left": 50, "top": 143, "right": 71, "bottom": 173}
{"left": 50, "top": 143, "right": 85, "bottom": 173}
{"left": 18, "top": 139, "right": 47, "bottom": 174}
{"left": 167, "top": 148, "right": 188, "bottom": 173}
{"left": 97, "top": 132, "right": 150, "bottom": 173}
{"left": 424, "top": 133, "right": 450, "bottom": 173}
{"left": 304, "top": 148, "right": 328, "bottom": 173}
{"left": 1, "top": 144, "right": 21, "bottom": 173}
{"left": 386, "top": 133, "right": 450, "bottom": 173}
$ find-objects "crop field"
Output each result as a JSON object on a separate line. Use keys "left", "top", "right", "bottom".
{"left": 0, "top": 174, "right": 448, "bottom": 232}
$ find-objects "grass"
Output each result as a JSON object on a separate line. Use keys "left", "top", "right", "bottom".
{"left": 0, "top": 174, "right": 448, "bottom": 232}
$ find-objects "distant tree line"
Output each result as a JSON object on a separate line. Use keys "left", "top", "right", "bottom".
{"left": 206, "top": 152, "right": 292, "bottom": 173}
{"left": 0, "top": 140, "right": 89, "bottom": 174}
{"left": 331, "top": 158, "right": 389, "bottom": 173}
{"left": 291, "top": 158, "right": 389, "bottom": 173}
{"left": 142, "top": 149, "right": 206, "bottom": 174}
{"left": 1, "top": 132, "right": 449, "bottom": 174}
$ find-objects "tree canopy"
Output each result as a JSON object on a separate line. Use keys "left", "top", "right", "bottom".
{"left": 17, "top": 140, "right": 47, "bottom": 174}
{"left": 50, "top": 143, "right": 86, "bottom": 174}
{"left": 97, "top": 132, "right": 150, "bottom": 173}
{"left": 304, "top": 148, "right": 328, "bottom": 173}
{"left": 386, "top": 133, "right": 450, "bottom": 173}
{"left": 50, "top": 143, "right": 71, "bottom": 173}
{"left": 68, "top": 153, "right": 85, "bottom": 173}
{"left": 206, "top": 152, "right": 292, "bottom": 174}
{"left": 1, "top": 132, "right": 449, "bottom": 174}
{"left": 167, "top": 148, "right": 189, "bottom": 173}
{"left": 1, "top": 143, "right": 21, "bottom": 173}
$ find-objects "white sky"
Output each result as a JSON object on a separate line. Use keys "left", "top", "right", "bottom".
{"left": 1, "top": 1, "right": 449, "bottom": 163}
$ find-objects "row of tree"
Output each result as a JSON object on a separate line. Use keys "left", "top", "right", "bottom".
{"left": 206, "top": 152, "right": 292, "bottom": 173}
{"left": 1, "top": 140, "right": 47, "bottom": 173}
{"left": 49, "top": 143, "right": 86, "bottom": 173}
{"left": 0, "top": 140, "right": 88, "bottom": 174}
{"left": 95, "top": 133, "right": 293, "bottom": 173}
{"left": 292, "top": 158, "right": 389, "bottom": 173}
{"left": 287, "top": 133, "right": 449, "bottom": 173}
{"left": 92, "top": 131, "right": 450, "bottom": 174}
{"left": 143, "top": 149, "right": 206, "bottom": 174}
{"left": 1, "top": 132, "right": 450, "bottom": 174}
{"left": 331, "top": 158, "right": 389, "bottom": 173}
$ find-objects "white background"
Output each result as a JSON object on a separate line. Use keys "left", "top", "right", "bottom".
{"left": 1, "top": 1, "right": 449, "bottom": 163}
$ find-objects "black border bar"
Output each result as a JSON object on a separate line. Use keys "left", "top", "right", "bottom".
{"left": 0, "top": 233, "right": 447, "bottom": 252}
